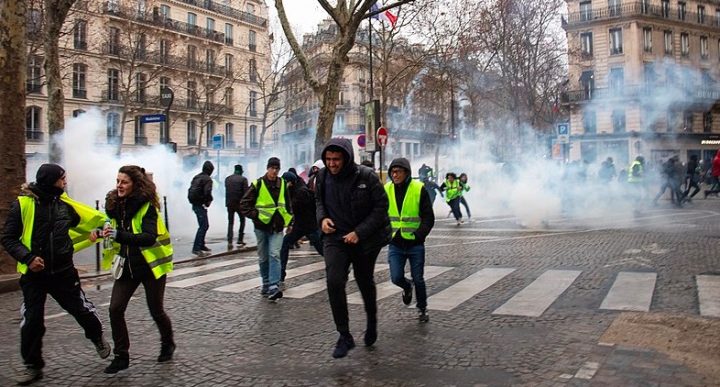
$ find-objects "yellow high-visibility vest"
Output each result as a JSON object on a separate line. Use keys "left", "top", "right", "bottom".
{"left": 17, "top": 193, "right": 106, "bottom": 274}
{"left": 102, "top": 202, "right": 173, "bottom": 279}
{"left": 444, "top": 180, "right": 461, "bottom": 202}
{"left": 627, "top": 161, "right": 644, "bottom": 183}
{"left": 253, "top": 178, "right": 292, "bottom": 226}
{"left": 385, "top": 180, "right": 423, "bottom": 240}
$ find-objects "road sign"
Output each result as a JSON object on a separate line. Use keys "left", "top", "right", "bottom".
{"left": 377, "top": 127, "right": 388, "bottom": 147}
{"left": 160, "top": 87, "right": 174, "bottom": 108}
{"left": 212, "top": 134, "right": 223, "bottom": 150}
{"left": 357, "top": 134, "right": 366, "bottom": 148}
{"left": 140, "top": 114, "right": 166, "bottom": 124}
{"left": 557, "top": 123, "right": 569, "bottom": 144}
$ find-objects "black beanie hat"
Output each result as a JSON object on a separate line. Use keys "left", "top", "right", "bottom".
{"left": 267, "top": 157, "right": 281, "bottom": 169}
{"left": 234, "top": 164, "right": 243, "bottom": 174}
{"left": 36, "top": 163, "right": 66, "bottom": 187}
{"left": 281, "top": 171, "right": 297, "bottom": 183}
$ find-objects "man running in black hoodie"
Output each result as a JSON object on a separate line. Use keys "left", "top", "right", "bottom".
{"left": 315, "top": 138, "right": 391, "bottom": 359}
{"left": 188, "top": 161, "right": 214, "bottom": 256}
{"left": 385, "top": 158, "right": 435, "bottom": 322}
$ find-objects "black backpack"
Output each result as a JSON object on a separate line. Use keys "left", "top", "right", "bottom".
{"left": 187, "top": 176, "right": 204, "bottom": 204}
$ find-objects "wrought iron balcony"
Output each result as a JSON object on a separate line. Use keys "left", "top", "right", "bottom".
{"left": 177, "top": 0, "right": 267, "bottom": 27}
{"left": 563, "top": 1, "right": 720, "bottom": 29}
{"left": 73, "top": 89, "right": 87, "bottom": 99}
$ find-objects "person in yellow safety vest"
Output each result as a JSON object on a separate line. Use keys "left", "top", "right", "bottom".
{"left": 239, "top": 157, "right": 293, "bottom": 302}
{"left": 385, "top": 158, "right": 435, "bottom": 323}
{"left": 0, "top": 163, "right": 111, "bottom": 385}
{"left": 627, "top": 155, "right": 646, "bottom": 214}
{"left": 89, "top": 165, "right": 175, "bottom": 374}
{"left": 440, "top": 172, "right": 464, "bottom": 225}
{"left": 458, "top": 172, "right": 472, "bottom": 219}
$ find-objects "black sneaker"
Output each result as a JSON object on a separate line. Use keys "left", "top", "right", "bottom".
{"left": 200, "top": 246, "right": 212, "bottom": 252}
{"left": 332, "top": 334, "right": 356, "bottom": 359}
{"left": 260, "top": 286, "right": 270, "bottom": 295}
{"left": 418, "top": 309, "right": 429, "bottom": 323}
{"left": 267, "top": 288, "right": 283, "bottom": 301}
{"left": 192, "top": 250, "right": 209, "bottom": 257}
{"left": 16, "top": 367, "right": 43, "bottom": 385}
{"left": 158, "top": 343, "right": 176, "bottom": 362}
{"left": 104, "top": 356, "right": 129, "bottom": 374}
{"left": 364, "top": 321, "right": 377, "bottom": 347}
{"left": 402, "top": 284, "right": 413, "bottom": 306}
{"left": 93, "top": 336, "right": 111, "bottom": 359}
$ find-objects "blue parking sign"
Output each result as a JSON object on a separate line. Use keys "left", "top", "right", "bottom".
{"left": 557, "top": 123, "right": 569, "bottom": 136}
{"left": 212, "top": 134, "right": 223, "bottom": 150}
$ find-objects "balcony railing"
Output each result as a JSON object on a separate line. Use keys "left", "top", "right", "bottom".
{"left": 173, "top": 98, "right": 233, "bottom": 114}
{"left": 101, "top": 45, "right": 227, "bottom": 77}
{"left": 248, "top": 44, "right": 257, "bottom": 52}
{"left": 27, "top": 83, "right": 42, "bottom": 94}
{"left": 563, "top": 84, "right": 720, "bottom": 103}
{"left": 176, "top": 0, "right": 267, "bottom": 27}
{"left": 103, "top": 2, "right": 225, "bottom": 44}
{"left": 26, "top": 130, "right": 43, "bottom": 142}
{"left": 73, "top": 89, "right": 87, "bottom": 99}
{"left": 74, "top": 40, "right": 88, "bottom": 50}
{"left": 563, "top": 1, "right": 720, "bottom": 28}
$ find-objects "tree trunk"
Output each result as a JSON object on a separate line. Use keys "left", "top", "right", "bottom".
{"left": 0, "top": 0, "right": 29, "bottom": 274}
{"left": 314, "top": 51, "right": 347, "bottom": 160}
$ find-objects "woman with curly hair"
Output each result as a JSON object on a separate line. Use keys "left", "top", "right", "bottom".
{"left": 91, "top": 165, "right": 175, "bottom": 374}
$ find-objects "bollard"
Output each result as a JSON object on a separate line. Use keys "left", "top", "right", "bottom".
{"left": 95, "top": 200, "right": 101, "bottom": 273}
{"left": 163, "top": 196, "right": 170, "bottom": 231}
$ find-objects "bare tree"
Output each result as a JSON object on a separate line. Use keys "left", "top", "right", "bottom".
{"left": 274, "top": 0, "right": 415, "bottom": 159}
{"left": 0, "top": 0, "right": 29, "bottom": 273}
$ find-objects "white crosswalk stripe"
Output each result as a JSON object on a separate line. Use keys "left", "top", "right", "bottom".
{"left": 427, "top": 268, "right": 515, "bottom": 311}
{"left": 169, "top": 258, "right": 253, "bottom": 277}
{"left": 600, "top": 272, "right": 656, "bottom": 312}
{"left": 696, "top": 274, "right": 720, "bottom": 317}
{"left": 284, "top": 264, "right": 389, "bottom": 299}
{"left": 347, "top": 265, "right": 453, "bottom": 304}
{"left": 493, "top": 270, "right": 582, "bottom": 317}
{"left": 168, "top": 262, "right": 269, "bottom": 288}
{"left": 213, "top": 262, "right": 326, "bottom": 293}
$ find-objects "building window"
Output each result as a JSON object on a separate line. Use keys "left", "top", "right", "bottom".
{"left": 206, "top": 122, "right": 215, "bottom": 146}
{"left": 159, "top": 76, "right": 170, "bottom": 94}
{"left": 678, "top": 2, "right": 686, "bottom": 20}
{"left": 225, "top": 54, "right": 234, "bottom": 75}
{"left": 641, "top": 0, "right": 650, "bottom": 14}
{"left": 661, "top": 0, "right": 669, "bottom": 17}
{"left": 187, "top": 12, "right": 196, "bottom": 26}
{"left": 700, "top": 36, "right": 708, "bottom": 59}
{"left": 225, "top": 87, "right": 233, "bottom": 107}
{"left": 187, "top": 81, "right": 197, "bottom": 108}
{"left": 109, "top": 27, "right": 120, "bottom": 55}
{"left": 72, "top": 109, "right": 85, "bottom": 117}
{"left": 28, "top": 9, "right": 41, "bottom": 35}
{"left": 72, "top": 63, "right": 87, "bottom": 99}
{"left": 680, "top": 33, "right": 689, "bottom": 56}
{"left": 609, "top": 28, "right": 622, "bottom": 55}
{"left": 225, "top": 123, "right": 234, "bottom": 147}
{"left": 249, "top": 59, "right": 257, "bottom": 82}
{"left": 580, "top": 32, "right": 593, "bottom": 56}
{"left": 249, "top": 125, "right": 258, "bottom": 147}
{"left": 107, "top": 68, "right": 119, "bottom": 101}
{"left": 580, "top": 71, "right": 594, "bottom": 99}
{"left": 667, "top": 110, "right": 678, "bottom": 132}
{"left": 580, "top": 1, "right": 592, "bottom": 21}
{"left": 160, "top": 39, "right": 170, "bottom": 64}
{"left": 187, "top": 45, "right": 197, "bottom": 68}
{"left": 74, "top": 20, "right": 87, "bottom": 50}
{"left": 106, "top": 112, "right": 120, "bottom": 142}
{"left": 160, "top": 4, "right": 170, "bottom": 19}
{"left": 609, "top": 67, "right": 624, "bottom": 94}
{"left": 644, "top": 62, "right": 657, "bottom": 87}
{"left": 664, "top": 30, "right": 673, "bottom": 54}
{"left": 26, "top": 106, "right": 42, "bottom": 141}
{"left": 225, "top": 23, "right": 233, "bottom": 45}
{"left": 643, "top": 27, "right": 652, "bottom": 52}
{"left": 136, "top": 73, "right": 146, "bottom": 102}
{"left": 137, "top": 33, "right": 147, "bottom": 60}
{"left": 612, "top": 109, "right": 626, "bottom": 132}
{"left": 704, "top": 112, "right": 713, "bottom": 133}
{"left": 137, "top": 0, "right": 147, "bottom": 16}
{"left": 187, "top": 120, "right": 197, "bottom": 145}
{"left": 608, "top": 0, "right": 621, "bottom": 16}
{"left": 717, "top": 9, "right": 720, "bottom": 27}
{"left": 206, "top": 17, "right": 215, "bottom": 31}
{"left": 583, "top": 110, "right": 597, "bottom": 134}
{"left": 683, "top": 111, "right": 693, "bottom": 131}
{"left": 135, "top": 116, "right": 147, "bottom": 145}
{"left": 249, "top": 91, "right": 257, "bottom": 117}
{"left": 206, "top": 49, "right": 216, "bottom": 71}
{"left": 27, "top": 55, "right": 42, "bottom": 93}
{"left": 246, "top": 3, "right": 256, "bottom": 14}
{"left": 698, "top": 6, "right": 705, "bottom": 23}
{"left": 249, "top": 30, "right": 256, "bottom": 52}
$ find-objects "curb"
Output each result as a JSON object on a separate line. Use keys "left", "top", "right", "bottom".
{"left": 0, "top": 245, "right": 258, "bottom": 294}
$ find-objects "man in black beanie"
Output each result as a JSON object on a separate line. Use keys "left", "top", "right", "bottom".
{"left": 188, "top": 161, "right": 214, "bottom": 256}
{"left": 225, "top": 164, "right": 248, "bottom": 248}
{"left": 1, "top": 163, "right": 111, "bottom": 385}
{"left": 240, "top": 157, "right": 293, "bottom": 301}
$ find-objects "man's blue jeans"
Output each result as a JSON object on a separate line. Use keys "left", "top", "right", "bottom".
{"left": 192, "top": 204, "right": 209, "bottom": 252}
{"left": 255, "top": 229, "right": 283, "bottom": 288}
{"left": 280, "top": 228, "right": 323, "bottom": 281}
{"left": 387, "top": 244, "right": 427, "bottom": 310}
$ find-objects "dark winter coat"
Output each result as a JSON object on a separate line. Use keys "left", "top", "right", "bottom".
{"left": 225, "top": 172, "right": 249, "bottom": 209}
{"left": 239, "top": 175, "right": 292, "bottom": 233}
{"left": 315, "top": 138, "right": 391, "bottom": 251}
{"left": 105, "top": 193, "right": 158, "bottom": 279}
{"left": 288, "top": 184, "right": 318, "bottom": 232}
{"left": 1, "top": 183, "right": 80, "bottom": 275}
{"left": 386, "top": 159, "right": 434, "bottom": 248}
{"left": 188, "top": 161, "right": 214, "bottom": 206}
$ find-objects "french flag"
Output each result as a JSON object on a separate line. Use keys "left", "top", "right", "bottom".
{"left": 370, "top": 1, "right": 398, "bottom": 28}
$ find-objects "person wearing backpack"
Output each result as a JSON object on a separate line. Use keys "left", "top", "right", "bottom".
{"left": 188, "top": 161, "right": 214, "bottom": 256}
{"left": 225, "top": 164, "right": 249, "bottom": 249}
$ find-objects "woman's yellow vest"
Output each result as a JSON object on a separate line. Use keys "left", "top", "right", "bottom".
{"left": 384, "top": 180, "right": 423, "bottom": 240}
{"left": 16, "top": 193, "right": 106, "bottom": 274}
{"left": 444, "top": 179, "right": 461, "bottom": 202}
{"left": 101, "top": 202, "right": 174, "bottom": 279}
{"left": 253, "top": 178, "right": 293, "bottom": 226}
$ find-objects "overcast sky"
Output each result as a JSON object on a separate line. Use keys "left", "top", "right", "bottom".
{"left": 267, "top": 1, "right": 326, "bottom": 36}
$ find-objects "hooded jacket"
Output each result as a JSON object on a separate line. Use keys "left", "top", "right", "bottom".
{"left": 225, "top": 168, "right": 249, "bottom": 208}
{"left": 386, "top": 158, "right": 435, "bottom": 247}
{"left": 315, "top": 138, "right": 391, "bottom": 251}
{"left": 1, "top": 183, "right": 81, "bottom": 275}
{"left": 189, "top": 161, "right": 214, "bottom": 206}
